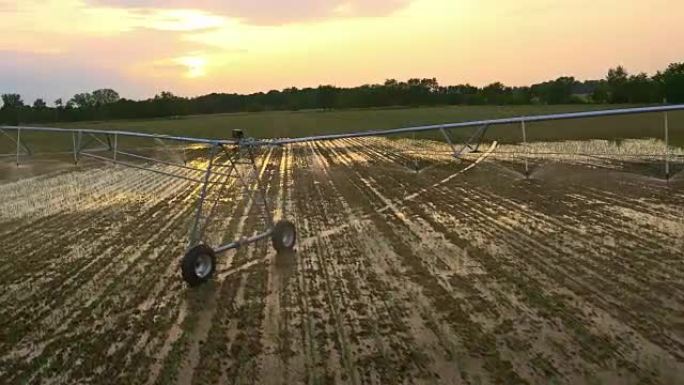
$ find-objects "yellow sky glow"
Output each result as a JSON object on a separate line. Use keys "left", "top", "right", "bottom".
{"left": 1, "top": 0, "right": 683, "bottom": 102}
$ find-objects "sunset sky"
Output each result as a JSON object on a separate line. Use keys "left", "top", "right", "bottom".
{"left": 1, "top": 0, "right": 683, "bottom": 104}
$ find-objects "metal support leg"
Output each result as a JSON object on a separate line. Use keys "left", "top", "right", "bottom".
{"left": 247, "top": 146, "right": 274, "bottom": 227}
{"left": 188, "top": 144, "right": 219, "bottom": 248}
{"left": 16, "top": 128, "right": 21, "bottom": 166}
{"left": 72, "top": 132, "right": 78, "bottom": 165}
{"left": 194, "top": 146, "right": 240, "bottom": 244}
{"left": 113, "top": 133, "right": 118, "bottom": 163}
{"left": 448, "top": 124, "right": 490, "bottom": 159}
{"left": 664, "top": 112, "right": 670, "bottom": 181}
{"left": 1, "top": 128, "right": 31, "bottom": 159}
{"left": 521, "top": 120, "right": 529, "bottom": 177}
{"left": 412, "top": 131, "right": 419, "bottom": 173}
{"left": 440, "top": 126, "right": 458, "bottom": 156}
{"left": 470, "top": 125, "right": 490, "bottom": 153}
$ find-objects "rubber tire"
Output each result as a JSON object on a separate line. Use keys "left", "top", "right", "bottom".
{"left": 181, "top": 244, "right": 216, "bottom": 287}
{"left": 272, "top": 220, "right": 297, "bottom": 253}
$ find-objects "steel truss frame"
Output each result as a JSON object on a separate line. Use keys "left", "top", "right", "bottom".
{"left": 0, "top": 127, "right": 289, "bottom": 286}
{"left": 441, "top": 124, "right": 490, "bottom": 158}
{"left": 186, "top": 141, "right": 276, "bottom": 254}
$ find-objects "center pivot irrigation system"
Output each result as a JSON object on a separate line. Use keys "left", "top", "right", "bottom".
{"left": 1, "top": 104, "right": 682, "bottom": 287}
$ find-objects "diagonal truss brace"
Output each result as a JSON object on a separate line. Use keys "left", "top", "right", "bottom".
{"left": 0, "top": 128, "right": 32, "bottom": 164}
{"left": 442, "top": 124, "right": 490, "bottom": 159}
{"left": 185, "top": 140, "right": 277, "bottom": 254}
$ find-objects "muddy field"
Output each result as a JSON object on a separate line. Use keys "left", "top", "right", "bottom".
{"left": 0, "top": 139, "right": 683, "bottom": 385}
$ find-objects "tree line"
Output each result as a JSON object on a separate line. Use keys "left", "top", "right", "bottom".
{"left": 1, "top": 63, "right": 683, "bottom": 125}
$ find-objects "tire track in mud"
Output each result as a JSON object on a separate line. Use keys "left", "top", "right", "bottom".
{"left": 437, "top": 181, "right": 683, "bottom": 309}
{"left": 0, "top": 170, "right": 191, "bottom": 307}
{"left": 311, "top": 142, "right": 436, "bottom": 384}
{"left": 193, "top": 147, "right": 282, "bottom": 385}
{"left": 214, "top": 148, "right": 280, "bottom": 385}
{"left": 299, "top": 140, "right": 428, "bottom": 385}
{"left": 349, "top": 145, "right": 684, "bottom": 372}
{"left": 416, "top": 182, "right": 683, "bottom": 371}
{"left": 0, "top": 177, "right": 191, "bottom": 357}
{"left": 422, "top": 178, "right": 679, "bottom": 378}
{"left": 0, "top": 166, "right": 190, "bottom": 282}
{"left": 320, "top": 140, "right": 684, "bottom": 382}
{"left": 37, "top": 156, "right": 240, "bottom": 384}
{"left": 319, "top": 140, "right": 532, "bottom": 384}
{"left": 0, "top": 169, "right": 195, "bottom": 331}
{"left": 434, "top": 178, "right": 684, "bottom": 352}
{"left": 310, "top": 139, "right": 442, "bottom": 384}
{"left": 2, "top": 139, "right": 683, "bottom": 385}
{"left": 3, "top": 175, "right": 203, "bottom": 383}
{"left": 287, "top": 142, "right": 360, "bottom": 385}
{"left": 287, "top": 144, "right": 324, "bottom": 385}
{"left": 258, "top": 144, "right": 299, "bottom": 385}
{"left": 0, "top": 153, "right": 239, "bottom": 380}
{"left": 147, "top": 147, "right": 276, "bottom": 385}
{"left": 310, "top": 140, "right": 473, "bottom": 384}
{"left": 344, "top": 137, "right": 680, "bottom": 336}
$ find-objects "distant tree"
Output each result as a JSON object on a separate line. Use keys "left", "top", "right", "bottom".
{"left": 419, "top": 78, "right": 440, "bottom": 93}
{"left": 317, "top": 85, "right": 337, "bottom": 109}
{"left": 91, "top": 88, "right": 120, "bottom": 106}
{"left": 33, "top": 98, "right": 47, "bottom": 109}
{"left": 3, "top": 61, "right": 683, "bottom": 125}
{"left": 656, "top": 62, "right": 684, "bottom": 103}
{"left": 532, "top": 77, "right": 577, "bottom": 104}
{"left": 384, "top": 79, "right": 399, "bottom": 87}
{"left": 482, "top": 82, "right": 509, "bottom": 105}
{"left": 606, "top": 66, "right": 630, "bottom": 103}
{"left": 591, "top": 83, "right": 610, "bottom": 103}
{"left": 155, "top": 91, "right": 177, "bottom": 100}
{"left": 0, "top": 94, "right": 24, "bottom": 124}
{"left": 624, "top": 73, "right": 660, "bottom": 103}
{"left": 69, "top": 93, "right": 95, "bottom": 108}
{"left": 510, "top": 87, "right": 533, "bottom": 104}
{"left": 1, "top": 94, "right": 24, "bottom": 109}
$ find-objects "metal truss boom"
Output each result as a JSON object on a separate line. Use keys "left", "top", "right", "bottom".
{"left": 266, "top": 104, "right": 684, "bottom": 145}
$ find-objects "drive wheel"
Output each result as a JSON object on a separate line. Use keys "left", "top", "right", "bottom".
{"left": 181, "top": 244, "right": 216, "bottom": 287}
{"left": 272, "top": 220, "right": 296, "bottom": 252}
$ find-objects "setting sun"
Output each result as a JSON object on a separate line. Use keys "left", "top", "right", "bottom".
{"left": 176, "top": 56, "right": 208, "bottom": 78}
{"left": 148, "top": 10, "right": 225, "bottom": 32}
